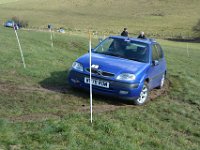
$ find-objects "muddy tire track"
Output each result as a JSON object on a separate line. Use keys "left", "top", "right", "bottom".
{"left": 1, "top": 79, "right": 170, "bottom": 122}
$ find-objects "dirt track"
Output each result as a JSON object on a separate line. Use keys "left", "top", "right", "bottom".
{"left": 1, "top": 79, "right": 170, "bottom": 122}
{"left": 77, "top": 79, "right": 170, "bottom": 113}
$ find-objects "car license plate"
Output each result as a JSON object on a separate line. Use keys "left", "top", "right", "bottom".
{"left": 84, "top": 77, "right": 109, "bottom": 88}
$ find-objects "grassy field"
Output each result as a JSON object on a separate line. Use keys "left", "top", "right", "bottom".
{"left": 0, "top": 26, "right": 200, "bottom": 149}
{"left": 0, "top": 0, "right": 200, "bottom": 37}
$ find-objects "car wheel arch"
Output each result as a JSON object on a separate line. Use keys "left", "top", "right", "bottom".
{"left": 145, "top": 78, "right": 150, "bottom": 83}
{"left": 139, "top": 74, "right": 149, "bottom": 84}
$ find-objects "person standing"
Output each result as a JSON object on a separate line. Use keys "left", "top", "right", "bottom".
{"left": 137, "top": 31, "right": 146, "bottom": 39}
{"left": 121, "top": 28, "right": 128, "bottom": 37}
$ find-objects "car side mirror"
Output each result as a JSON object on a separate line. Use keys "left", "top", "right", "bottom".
{"left": 98, "top": 38, "right": 103, "bottom": 43}
{"left": 88, "top": 48, "right": 94, "bottom": 53}
{"left": 152, "top": 60, "right": 159, "bottom": 66}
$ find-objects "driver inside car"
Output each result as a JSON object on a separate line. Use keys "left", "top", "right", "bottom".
{"left": 108, "top": 39, "right": 125, "bottom": 57}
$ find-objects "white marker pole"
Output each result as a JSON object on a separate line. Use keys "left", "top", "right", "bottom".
{"left": 50, "top": 29, "right": 54, "bottom": 47}
{"left": 14, "top": 27, "right": 26, "bottom": 68}
{"left": 89, "top": 31, "right": 93, "bottom": 123}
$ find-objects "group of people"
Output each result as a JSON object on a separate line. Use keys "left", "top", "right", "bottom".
{"left": 120, "top": 28, "right": 146, "bottom": 39}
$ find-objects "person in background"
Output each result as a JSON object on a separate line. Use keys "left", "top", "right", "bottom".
{"left": 121, "top": 28, "right": 128, "bottom": 37}
{"left": 137, "top": 31, "right": 146, "bottom": 39}
{"left": 14, "top": 23, "right": 19, "bottom": 30}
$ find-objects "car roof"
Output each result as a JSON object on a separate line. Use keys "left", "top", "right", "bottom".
{"left": 109, "top": 35, "right": 157, "bottom": 45}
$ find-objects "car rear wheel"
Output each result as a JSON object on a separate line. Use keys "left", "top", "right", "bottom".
{"left": 134, "top": 82, "right": 149, "bottom": 105}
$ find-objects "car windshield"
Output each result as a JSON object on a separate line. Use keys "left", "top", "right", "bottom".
{"left": 93, "top": 37, "right": 149, "bottom": 63}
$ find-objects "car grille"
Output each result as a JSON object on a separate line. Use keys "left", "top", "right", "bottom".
{"left": 86, "top": 68, "right": 115, "bottom": 77}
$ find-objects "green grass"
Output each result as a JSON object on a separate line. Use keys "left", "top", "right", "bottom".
{"left": 0, "top": 0, "right": 19, "bottom": 5}
{"left": 0, "top": 26, "right": 200, "bottom": 150}
{"left": 0, "top": 0, "right": 200, "bottom": 37}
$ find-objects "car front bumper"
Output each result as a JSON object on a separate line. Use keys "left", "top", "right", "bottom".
{"left": 68, "top": 70, "right": 144, "bottom": 101}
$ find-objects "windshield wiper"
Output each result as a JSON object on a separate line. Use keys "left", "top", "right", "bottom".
{"left": 128, "top": 58, "right": 140, "bottom": 62}
{"left": 94, "top": 51, "right": 124, "bottom": 58}
{"left": 128, "top": 58, "right": 146, "bottom": 63}
{"left": 106, "top": 53, "right": 121, "bottom": 57}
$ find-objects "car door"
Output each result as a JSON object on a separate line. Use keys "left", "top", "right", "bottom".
{"left": 156, "top": 44, "right": 166, "bottom": 79}
{"left": 148, "top": 44, "right": 165, "bottom": 89}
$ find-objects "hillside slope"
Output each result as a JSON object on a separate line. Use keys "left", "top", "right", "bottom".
{"left": 0, "top": 0, "right": 200, "bottom": 37}
{"left": 0, "top": 25, "right": 200, "bottom": 149}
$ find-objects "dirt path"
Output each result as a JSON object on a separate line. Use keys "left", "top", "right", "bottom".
{"left": 77, "top": 79, "right": 170, "bottom": 113}
{"left": 1, "top": 79, "right": 170, "bottom": 122}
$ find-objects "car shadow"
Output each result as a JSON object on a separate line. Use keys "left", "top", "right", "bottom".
{"left": 39, "top": 70, "right": 133, "bottom": 106}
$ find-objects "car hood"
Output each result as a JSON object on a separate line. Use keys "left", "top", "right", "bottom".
{"left": 76, "top": 53, "right": 149, "bottom": 75}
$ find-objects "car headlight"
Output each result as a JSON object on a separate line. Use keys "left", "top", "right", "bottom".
{"left": 116, "top": 73, "right": 136, "bottom": 81}
{"left": 72, "top": 62, "right": 83, "bottom": 72}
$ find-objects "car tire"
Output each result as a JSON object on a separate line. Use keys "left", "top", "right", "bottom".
{"left": 158, "top": 74, "right": 165, "bottom": 89}
{"left": 134, "top": 82, "right": 149, "bottom": 105}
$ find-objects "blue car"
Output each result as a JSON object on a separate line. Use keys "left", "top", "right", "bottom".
{"left": 4, "top": 20, "right": 14, "bottom": 28}
{"left": 68, "top": 36, "right": 166, "bottom": 105}
{"left": 4, "top": 20, "right": 19, "bottom": 29}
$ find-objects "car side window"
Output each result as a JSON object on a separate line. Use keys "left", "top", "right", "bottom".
{"left": 152, "top": 45, "right": 159, "bottom": 61}
{"left": 155, "top": 44, "right": 164, "bottom": 59}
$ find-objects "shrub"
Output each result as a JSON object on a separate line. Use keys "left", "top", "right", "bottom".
{"left": 11, "top": 16, "right": 29, "bottom": 28}
{"left": 193, "top": 19, "right": 200, "bottom": 37}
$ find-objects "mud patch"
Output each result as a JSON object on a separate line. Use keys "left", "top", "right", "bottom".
{"left": 0, "top": 81, "right": 68, "bottom": 94}
{"left": 9, "top": 113, "right": 60, "bottom": 122}
{"left": 149, "top": 78, "right": 170, "bottom": 100}
{"left": 77, "top": 79, "right": 170, "bottom": 113}
{"left": 1, "top": 79, "right": 170, "bottom": 122}
{"left": 77, "top": 104, "right": 134, "bottom": 114}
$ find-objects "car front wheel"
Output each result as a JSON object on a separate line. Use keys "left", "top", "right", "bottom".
{"left": 134, "top": 82, "right": 149, "bottom": 105}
